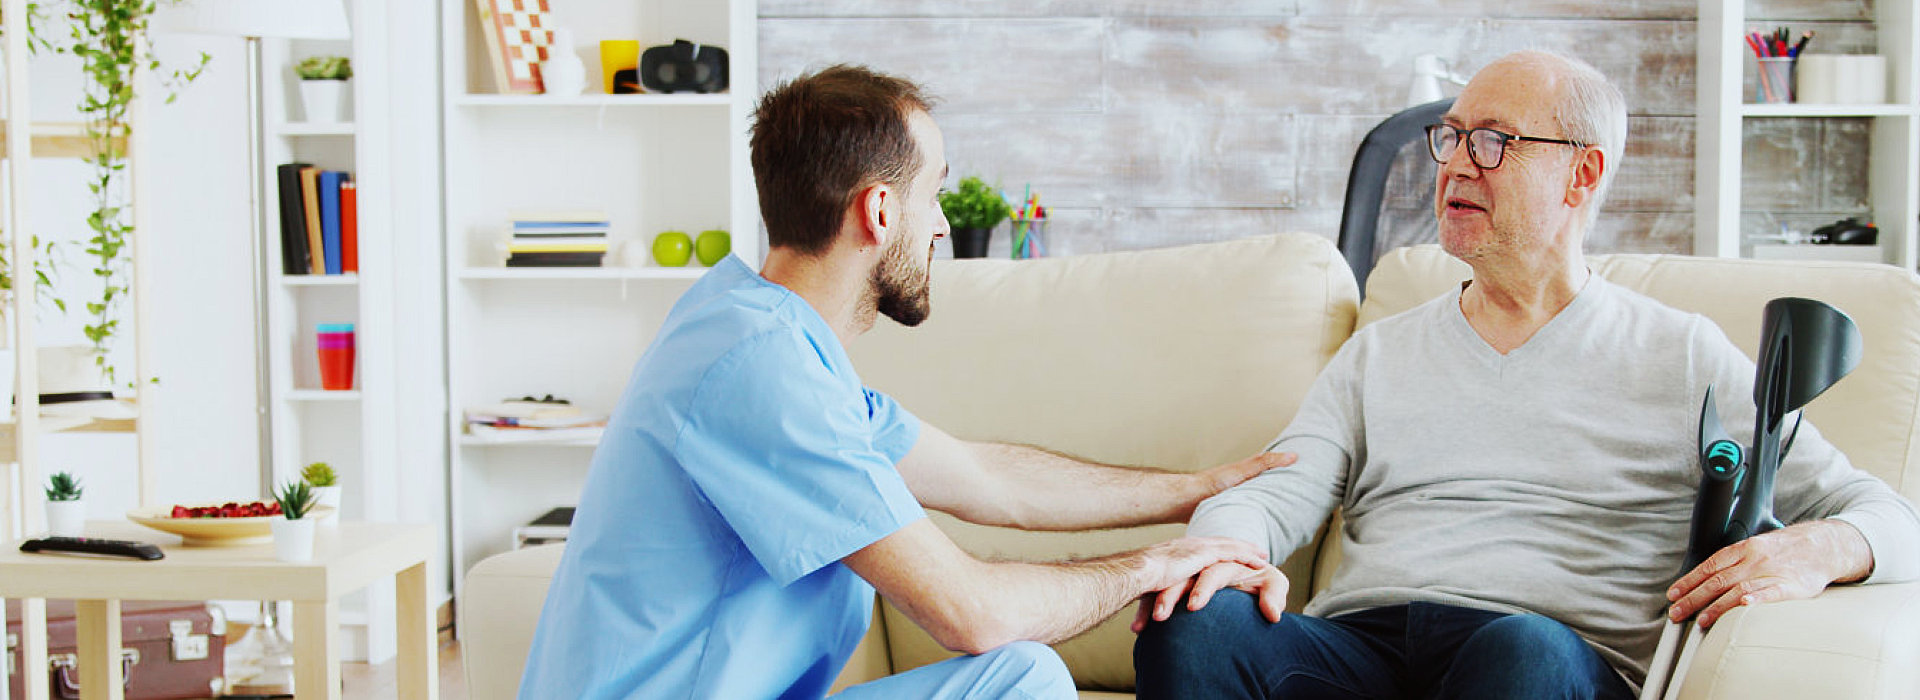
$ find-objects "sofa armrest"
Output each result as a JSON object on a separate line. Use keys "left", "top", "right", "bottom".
{"left": 829, "top": 602, "right": 894, "bottom": 693}
{"left": 1676, "top": 582, "right": 1920, "bottom": 699}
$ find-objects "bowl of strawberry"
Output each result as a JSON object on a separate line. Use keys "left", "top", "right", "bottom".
{"left": 127, "top": 501, "right": 334, "bottom": 547}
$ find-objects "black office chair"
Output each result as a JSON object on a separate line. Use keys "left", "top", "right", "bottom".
{"left": 1336, "top": 98, "right": 1453, "bottom": 295}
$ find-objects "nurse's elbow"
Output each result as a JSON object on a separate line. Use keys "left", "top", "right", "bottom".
{"left": 929, "top": 617, "right": 1019, "bottom": 656}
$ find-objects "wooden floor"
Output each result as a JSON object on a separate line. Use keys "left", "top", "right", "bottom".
{"left": 340, "top": 639, "right": 468, "bottom": 699}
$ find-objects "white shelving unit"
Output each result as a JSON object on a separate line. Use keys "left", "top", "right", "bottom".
{"left": 1696, "top": 0, "right": 1920, "bottom": 265}
{"left": 253, "top": 0, "right": 402, "bottom": 663}
{"left": 439, "top": 0, "right": 760, "bottom": 596}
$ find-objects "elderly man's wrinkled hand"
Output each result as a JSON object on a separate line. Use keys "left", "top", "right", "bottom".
{"left": 1666, "top": 519, "right": 1873, "bottom": 628}
{"left": 1131, "top": 561, "right": 1288, "bottom": 633}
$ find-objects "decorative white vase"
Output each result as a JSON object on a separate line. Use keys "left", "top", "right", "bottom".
{"left": 312, "top": 485, "right": 341, "bottom": 526}
{"left": 271, "top": 517, "right": 316, "bottom": 562}
{"left": 299, "top": 80, "right": 347, "bottom": 123}
{"left": 541, "top": 28, "right": 587, "bottom": 96}
{"left": 45, "top": 499, "right": 85, "bottom": 537}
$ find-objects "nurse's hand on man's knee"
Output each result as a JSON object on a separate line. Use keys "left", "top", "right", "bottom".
{"left": 1131, "top": 562, "right": 1288, "bottom": 633}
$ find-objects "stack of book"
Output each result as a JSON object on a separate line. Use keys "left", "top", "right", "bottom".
{"left": 513, "top": 506, "right": 575, "bottom": 548}
{"left": 275, "top": 163, "right": 359, "bottom": 275}
{"left": 508, "top": 212, "right": 610, "bottom": 267}
{"left": 465, "top": 396, "right": 607, "bottom": 443}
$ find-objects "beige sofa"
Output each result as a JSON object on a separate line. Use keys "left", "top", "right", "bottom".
{"left": 462, "top": 233, "right": 1920, "bottom": 699}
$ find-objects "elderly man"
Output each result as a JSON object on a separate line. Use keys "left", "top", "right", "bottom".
{"left": 1132, "top": 50, "right": 1920, "bottom": 699}
{"left": 518, "top": 65, "right": 1287, "bottom": 700}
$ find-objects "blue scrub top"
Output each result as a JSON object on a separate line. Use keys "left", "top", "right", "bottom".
{"left": 519, "top": 255, "right": 926, "bottom": 699}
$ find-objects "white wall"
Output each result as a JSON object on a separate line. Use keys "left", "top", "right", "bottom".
{"left": 20, "top": 29, "right": 262, "bottom": 515}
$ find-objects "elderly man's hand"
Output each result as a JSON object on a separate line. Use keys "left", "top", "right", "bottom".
{"left": 1131, "top": 561, "right": 1288, "bottom": 633}
{"left": 1666, "top": 519, "right": 1874, "bottom": 628}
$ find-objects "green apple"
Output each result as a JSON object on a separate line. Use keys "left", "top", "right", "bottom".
{"left": 652, "top": 231, "right": 693, "bottom": 267}
{"left": 695, "top": 229, "right": 731, "bottom": 266}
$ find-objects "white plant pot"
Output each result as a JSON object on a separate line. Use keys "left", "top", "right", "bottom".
{"left": 45, "top": 499, "right": 85, "bottom": 537}
{"left": 271, "top": 517, "right": 316, "bottom": 562}
{"left": 299, "top": 80, "right": 347, "bottom": 123}
{"left": 312, "top": 486, "right": 341, "bottom": 526}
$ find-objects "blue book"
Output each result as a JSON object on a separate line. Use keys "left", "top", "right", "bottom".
{"left": 318, "top": 170, "right": 344, "bottom": 274}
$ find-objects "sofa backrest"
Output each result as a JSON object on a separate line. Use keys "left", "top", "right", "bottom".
{"left": 849, "top": 233, "right": 1359, "bottom": 691}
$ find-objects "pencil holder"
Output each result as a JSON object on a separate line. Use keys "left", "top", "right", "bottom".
{"left": 1009, "top": 217, "right": 1047, "bottom": 259}
{"left": 1756, "top": 57, "right": 1794, "bottom": 103}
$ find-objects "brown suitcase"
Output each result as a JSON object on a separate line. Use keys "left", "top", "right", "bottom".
{"left": 6, "top": 599, "right": 225, "bottom": 700}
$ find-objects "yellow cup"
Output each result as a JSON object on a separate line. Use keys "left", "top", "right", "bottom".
{"left": 599, "top": 40, "right": 641, "bottom": 94}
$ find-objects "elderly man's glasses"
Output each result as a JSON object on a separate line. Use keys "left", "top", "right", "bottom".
{"left": 1425, "top": 124, "right": 1585, "bottom": 170}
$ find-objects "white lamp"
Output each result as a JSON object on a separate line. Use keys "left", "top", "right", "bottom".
{"left": 150, "top": 0, "right": 349, "bottom": 491}
{"left": 1409, "top": 54, "right": 1469, "bottom": 106}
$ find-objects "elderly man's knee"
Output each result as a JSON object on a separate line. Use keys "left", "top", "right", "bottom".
{"left": 1464, "top": 614, "right": 1591, "bottom": 665}
{"left": 975, "top": 641, "right": 1074, "bottom": 698}
{"left": 1136, "top": 589, "right": 1264, "bottom": 671}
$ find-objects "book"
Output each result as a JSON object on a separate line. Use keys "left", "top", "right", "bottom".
{"left": 319, "top": 170, "right": 345, "bottom": 275}
{"left": 468, "top": 399, "right": 587, "bottom": 421}
{"left": 467, "top": 423, "right": 605, "bottom": 444}
{"left": 507, "top": 242, "right": 611, "bottom": 254}
{"left": 506, "top": 252, "right": 605, "bottom": 267}
{"left": 275, "top": 163, "right": 313, "bottom": 275}
{"left": 341, "top": 177, "right": 359, "bottom": 274}
{"left": 512, "top": 220, "right": 609, "bottom": 230}
{"left": 509, "top": 210, "right": 607, "bottom": 223}
{"left": 299, "top": 167, "right": 324, "bottom": 275}
{"left": 506, "top": 236, "right": 608, "bottom": 247}
{"left": 511, "top": 227, "right": 611, "bottom": 237}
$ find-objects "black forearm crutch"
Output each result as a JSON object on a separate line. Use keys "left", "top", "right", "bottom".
{"left": 1639, "top": 298, "right": 1861, "bottom": 700}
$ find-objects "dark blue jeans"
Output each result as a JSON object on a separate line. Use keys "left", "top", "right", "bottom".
{"left": 1135, "top": 591, "right": 1635, "bottom": 700}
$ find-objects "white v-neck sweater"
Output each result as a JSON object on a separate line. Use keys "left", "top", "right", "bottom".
{"left": 1189, "top": 277, "right": 1920, "bottom": 685}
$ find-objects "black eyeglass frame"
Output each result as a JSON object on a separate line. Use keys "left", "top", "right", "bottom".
{"left": 1424, "top": 124, "right": 1586, "bottom": 170}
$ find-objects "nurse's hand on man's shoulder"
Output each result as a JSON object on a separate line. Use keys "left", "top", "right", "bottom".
{"left": 1131, "top": 561, "right": 1288, "bottom": 633}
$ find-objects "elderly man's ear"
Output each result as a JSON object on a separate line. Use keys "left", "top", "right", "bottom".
{"left": 1563, "top": 147, "right": 1607, "bottom": 210}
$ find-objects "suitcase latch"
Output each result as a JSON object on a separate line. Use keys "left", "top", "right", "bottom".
{"left": 169, "top": 619, "right": 209, "bottom": 661}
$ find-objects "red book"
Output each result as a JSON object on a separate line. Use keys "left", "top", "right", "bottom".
{"left": 341, "top": 177, "right": 359, "bottom": 273}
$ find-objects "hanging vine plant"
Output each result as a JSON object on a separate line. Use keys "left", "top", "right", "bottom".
{"left": 55, "top": 0, "right": 203, "bottom": 380}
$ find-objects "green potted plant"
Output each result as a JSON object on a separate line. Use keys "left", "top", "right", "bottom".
{"left": 44, "top": 471, "right": 85, "bottom": 537}
{"left": 302, "top": 461, "right": 341, "bottom": 524}
{"left": 294, "top": 55, "right": 352, "bottom": 123}
{"left": 939, "top": 176, "right": 1012, "bottom": 259}
{"left": 270, "top": 480, "right": 318, "bottom": 562}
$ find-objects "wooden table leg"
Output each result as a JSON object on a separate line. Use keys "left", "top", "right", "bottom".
{"left": 13, "top": 597, "right": 49, "bottom": 700}
{"left": 74, "top": 600, "right": 122, "bottom": 700}
{"left": 293, "top": 600, "right": 340, "bottom": 700}
{"left": 396, "top": 561, "right": 437, "bottom": 700}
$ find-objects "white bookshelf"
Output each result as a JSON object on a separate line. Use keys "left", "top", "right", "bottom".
{"left": 253, "top": 0, "right": 402, "bottom": 663}
{"left": 439, "top": 0, "right": 760, "bottom": 600}
{"left": 1696, "top": 0, "right": 1920, "bottom": 265}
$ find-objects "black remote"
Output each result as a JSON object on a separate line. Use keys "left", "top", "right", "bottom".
{"left": 20, "top": 536, "right": 164, "bottom": 560}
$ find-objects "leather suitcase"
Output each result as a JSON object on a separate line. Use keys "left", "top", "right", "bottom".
{"left": 6, "top": 599, "right": 225, "bottom": 700}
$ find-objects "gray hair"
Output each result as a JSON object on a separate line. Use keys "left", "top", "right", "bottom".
{"left": 1519, "top": 50, "right": 1629, "bottom": 228}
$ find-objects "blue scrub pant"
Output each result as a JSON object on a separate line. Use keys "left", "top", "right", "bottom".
{"left": 831, "top": 640, "right": 1077, "bottom": 700}
{"left": 1135, "top": 591, "right": 1635, "bottom": 700}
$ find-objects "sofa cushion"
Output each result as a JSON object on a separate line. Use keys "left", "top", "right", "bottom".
{"left": 849, "top": 233, "right": 1359, "bottom": 690}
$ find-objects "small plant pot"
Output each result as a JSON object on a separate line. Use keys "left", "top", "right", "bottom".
{"left": 45, "top": 499, "right": 85, "bottom": 537}
{"left": 271, "top": 517, "right": 316, "bottom": 562}
{"left": 951, "top": 227, "right": 992, "bottom": 259}
{"left": 299, "top": 80, "right": 348, "bottom": 123}
{"left": 311, "top": 486, "right": 342, "bottom": 526}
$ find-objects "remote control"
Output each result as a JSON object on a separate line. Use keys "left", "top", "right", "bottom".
{"left": 19, "top": 536, "right": 164, "bottom": 560}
